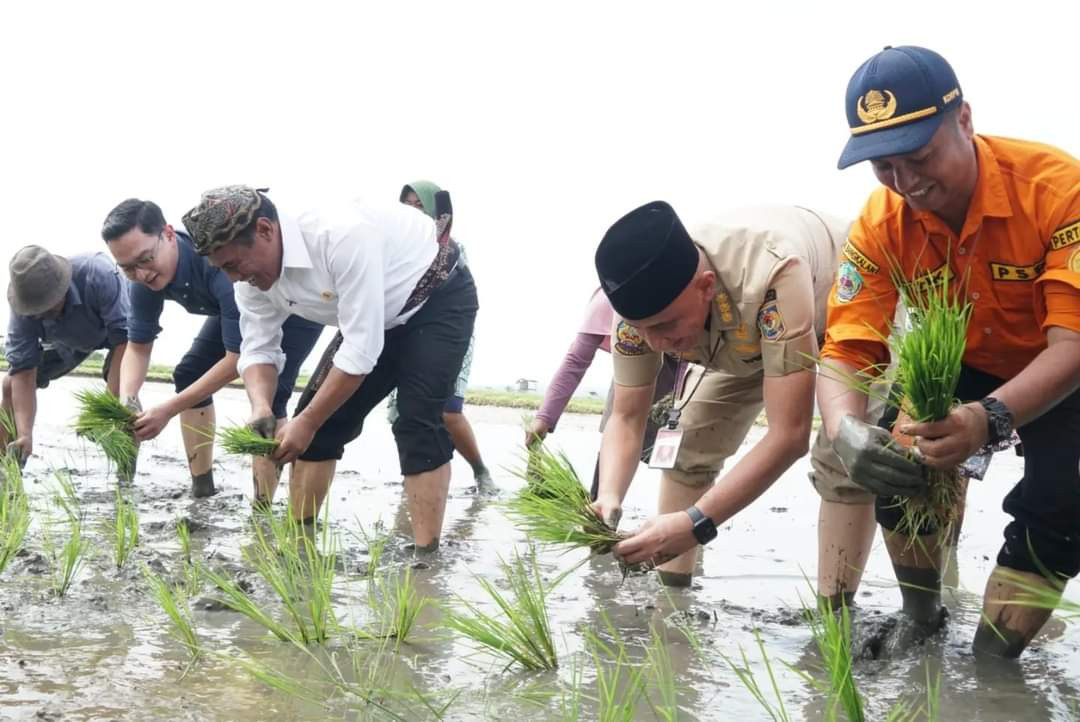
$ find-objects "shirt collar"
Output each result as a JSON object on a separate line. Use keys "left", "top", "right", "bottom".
{"left": 280, "top": 213, "right": 313, "bottom": 270}
{"left": 910, "top": 134, "right": 1013, "bottom": 237}
{"left": 171, "top": 232, "right": 196, "bottom": 287}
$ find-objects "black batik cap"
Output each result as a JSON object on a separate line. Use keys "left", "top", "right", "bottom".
{"left": 594, "top": 200, "right": 698, "bottom": 322}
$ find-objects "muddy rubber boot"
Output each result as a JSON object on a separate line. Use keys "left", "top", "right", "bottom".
{"left": 973, "top": 566, "right": 1058, "bottom": 658}
{"left": 191, "top": 470, "right": 217, "bottom": 498}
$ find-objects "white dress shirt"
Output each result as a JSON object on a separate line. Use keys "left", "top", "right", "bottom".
{"left": 236, "top": 198, "right": 438, "bottom": 377}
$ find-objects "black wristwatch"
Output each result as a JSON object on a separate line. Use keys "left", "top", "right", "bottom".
{"left": 979, "top": 397, "right": 1014, "bottom": 446}
{"left": 686, "top": 505, "right": 718, "bottom": 545}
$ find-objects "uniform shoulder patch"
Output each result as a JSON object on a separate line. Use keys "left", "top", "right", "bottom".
{"left": 842, "top": 242, "right": 880, "bottom": 274}
{"left": 757, "top": 298, "right": 785, "bottom": 341}
{"left": 1070, "top": 248, "right": 1080, "bottom": 273}
{"left": 835, "top": 261, "right": 864, "bottom": 304}
{"left": 614, "top": 320, "right": 649, "bottom": 356}
{"left": 1051, "top": 218, "right": 1080, "bottom": 251}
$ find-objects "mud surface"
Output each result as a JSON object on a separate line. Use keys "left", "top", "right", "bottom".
{"left": 1, "top": 377, "right": 1078, "bottom": 720}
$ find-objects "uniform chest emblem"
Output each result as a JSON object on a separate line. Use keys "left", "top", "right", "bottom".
{"left": 321, "top": 290, "right": 337, "bottom": 301}
{"left": 835, "top": 261, "right": 864, "bottom": 304}
{"left": 614, "top": 321, "right": 648, "bottom": 356}
{"left": 757, "top": 300, "right": 785, "bottom": 341}
{"left": 714, "top": 290, "right": 734, "bottom": 323}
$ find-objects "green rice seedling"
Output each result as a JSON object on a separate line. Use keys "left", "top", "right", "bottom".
{"left": 722, "top": 629, "right": 791, "bottom": 722}
{"left": 107, "top": 487, "right": 139, "bottom": 570}
{"left": 347, "top": 519, "right": 390, "bottom": 578}
{"left": 175, "top": 518, "right": 201, "bottom": 596}
{"left": 199, "top": 562, "right": 299, "bottom": 642}
{"left": 143, "top": 566, "right": 200, "bottom": 667}
{"left": 558, "top": 656, "right": 585, "bottom": 721}
{"left": 885, "top": 260, "right": 972, "bottom": 541}
{"left": 0, "top": 451, "right": 31, "bottom": 575}
{"left": 442, "top": 548, "right": 559, "bottom": 671}
{"left": 218, "top": 424, "right": 279, "bottom": 457}
{"left": 800, "top": 599, "right": 863, "bottom": 722}
{"left": 41, "top": 473, "right": 89, "bottom": 598}
{"left": 359, "top": 566, "right": 427, "bottom": 648}
{"left": 0, "top": 406, "right": 16, "bottom": 438}
{"left": 176, "top": 517, "right": 192, "bottom": 564}
{"left": 584, "top": 618, "right": 649, "bottom": 722}
{"left": 73, "top": 387, "right": 137, "bottom": 479}
{"left": 645, "top": 625, "right": 680, "bottom": 721}
{"left": 506, "top": 444, "right": 622, "bottom": 554}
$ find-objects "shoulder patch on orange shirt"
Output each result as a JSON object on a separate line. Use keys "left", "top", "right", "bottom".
{"left": 1069, "top": 248, "right": 1080, "bottom": 273}
{"left": 1050, "top": 219, "right": 1080, "bottom": 251}
{"left": 842, "top": 241, "right": 880, "bottom": 274}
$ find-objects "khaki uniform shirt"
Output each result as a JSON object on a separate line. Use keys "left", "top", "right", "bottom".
{"left": 613, "top": 205, "right": 848, "bottom": 387}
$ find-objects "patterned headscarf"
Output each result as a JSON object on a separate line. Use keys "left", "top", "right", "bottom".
{"left": 182, "top": 185, "right": 266, "bottom": 255}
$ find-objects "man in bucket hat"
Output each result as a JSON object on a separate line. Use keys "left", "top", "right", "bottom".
{"left": 2, "top": 245, "right": 130, "bottom": 467}
{"left": 590, "top": 202, "right": 852, "bottom": 587}
{"left": 184, "top": 186, "right": 477, "bottom": 551}
{"left": 818, "top": 45, "right": 1080, "bottom": 657}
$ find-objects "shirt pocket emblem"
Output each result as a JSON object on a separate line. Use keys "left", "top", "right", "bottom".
{"left": 321, "top": 291, "right": 337, "bottom": 301}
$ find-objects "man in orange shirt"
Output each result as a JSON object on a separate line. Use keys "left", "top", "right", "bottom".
{"left": 818, "top": 45, "right": 1080, "bottom": 658}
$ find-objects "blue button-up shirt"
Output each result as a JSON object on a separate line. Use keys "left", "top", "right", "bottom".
{"left": 5, "top": 253, "right": 130, "bottom": 371}
{"left": 127, "top": 232, "right": 244, "bottom": 351}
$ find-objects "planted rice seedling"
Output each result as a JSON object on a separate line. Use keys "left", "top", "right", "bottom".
{"left": 43, "top": 476, "right": 89, "bottom": 598}
{"left": 218, "top": 424, "right": 279, "bottom": 457}
{"left": 802, "top": 600, "right": 863, "bottom": 722}
{"left": 506, "top": 445, "right": 622, "bottom": 554}
{"left": 585, "top": 619, "right": 649, "bottom": 722}
{"left": 0, "top": 452, "right": 31, "bottom": 575}
{"left": 722, "top": 629, "right": 791, "bottom": 722}
{"left": 201, "top": 507, "right": 338, "bottom": 644}
{"left": 442, "top": 548, "right": 559, "bottom": 671}
{"left": 107, "top": 487, "right": 139, "bottom": 570}
{"left": 175, "top": 518, "right": 201, "bottom": 596}
{"left": 359, "top": 566, "right": 427, "bottom": 648}
{"left": 645, "top": 625, "right": 680, "bottom": 721}
{"left": 144, "top": 566, "right": 200, "bottom": 668}
{"left": 73, "top": 387, "right": 137, "bottom": 480}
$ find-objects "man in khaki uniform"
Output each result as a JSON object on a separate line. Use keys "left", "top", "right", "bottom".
{"left": 592, "top": 201, "right": 851, "bottom": 586}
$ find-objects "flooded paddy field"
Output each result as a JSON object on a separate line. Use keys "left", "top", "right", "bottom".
{"left": 1, "top": 376, "right": 1078, "bottom": 721}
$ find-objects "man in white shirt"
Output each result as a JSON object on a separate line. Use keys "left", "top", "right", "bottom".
{"left": 182, "top": 186, "right": 478, "bottom": 551}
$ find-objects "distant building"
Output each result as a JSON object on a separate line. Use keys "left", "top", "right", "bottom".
{"left": 516, "top": 378, "right": 538, "bottom": 392}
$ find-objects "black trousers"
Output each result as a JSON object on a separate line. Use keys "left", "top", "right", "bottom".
{"left": 297, "top": 265, "right": 478, "bottom": 475}
{"left": 877, "top": 365, "right": 1080, "bottom": 578}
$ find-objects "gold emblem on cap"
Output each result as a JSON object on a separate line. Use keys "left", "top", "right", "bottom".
{"left": 856, "top": 90, "right": 898, "bottom": 124}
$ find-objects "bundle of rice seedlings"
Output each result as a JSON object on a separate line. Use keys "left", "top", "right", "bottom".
{"left": 0, "top": 452, "right": 31, "bottom": 575}
{"left": 441, "top": 548, "right": 559, "bottom": 671}
{"left": 73, "top": 387, "right": 137, "bottom": 479}
{"left": 218, "top": 424, "right": 279, "bottom": 457}
{"left": 506, "top": 444, "right": 622, "bottom": 554}
{"left": 886, "top": 260, "right": 972, "bottom": 541}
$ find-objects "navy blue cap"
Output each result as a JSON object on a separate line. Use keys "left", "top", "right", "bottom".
{"left": 838, "top": 46, "right": 963, "bottom": 169}
{"left": 595, "top": 201, "right": 698, "bottom": 321}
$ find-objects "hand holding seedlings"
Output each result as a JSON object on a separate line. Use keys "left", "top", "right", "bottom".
{"left": 247, "top": 414, "right": 277, "bottom": 440}
{"left": 590, "top": 495, "right": 623, "bottom": 530}
{"left": 132, "top": 403, "right": 174, "bottom": 441}
{"left": 271, "top": 416, "right": 317, "bottom": 465}
{"left": 611, "top": 511, "right": 690, "bottom": 567}
{"left": 900, "top": 402, "right": 989, "bottom": 469}
{"left": 833, "top": 414, "right": 926, "bottom": 497}
{"left": 7, "top": 438, "right": 31, "bottom": 468}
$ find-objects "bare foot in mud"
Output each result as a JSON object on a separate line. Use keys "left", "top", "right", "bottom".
{"left": 853, "top": 606, "right": 949, "bottom": 660}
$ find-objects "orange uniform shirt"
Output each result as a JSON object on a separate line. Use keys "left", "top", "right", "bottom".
{"left": 822, "top": 135, "right": 1080, "bottom": 380}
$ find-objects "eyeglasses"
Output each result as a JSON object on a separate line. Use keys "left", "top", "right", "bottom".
{"left": 117, "top": 232, "right": 164, "bottom": 274}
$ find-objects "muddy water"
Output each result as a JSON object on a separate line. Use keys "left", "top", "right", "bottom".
{"left": 1, "top": 376, "right": 1078, "bottom": 721}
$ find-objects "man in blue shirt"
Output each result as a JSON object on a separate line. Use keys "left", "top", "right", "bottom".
{"left": 2, "top": 246, "right": 130, "bottom": 466}
{"left": 102, "top": 198, "right": 323, "bottom": 499}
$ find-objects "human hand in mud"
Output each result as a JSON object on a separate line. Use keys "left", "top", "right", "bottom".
{"left": 833, "top": 414, "right": 926, "bottom": 497}
{"left": 270, "top": 416, "right": 317, "bottom": 465}
{"left": 247, "top": 413, "right": 277, "bottom": 440}
{"left": 7, "top": 436, "right": 31, "bottom": 467}
{"left": 132, "top": 404, "right": 173, "bottom": 441}
{"left": 899, "top": 402, "right": 987, "bottom": 470}
{"left": 524, "top": 418, "right": 549, "bottom": 448}
{"left": 590, "top": 494, "right": 623, "bottom": 530}
{"left": 611, "top": 511, "right": 690, "bottom": 567}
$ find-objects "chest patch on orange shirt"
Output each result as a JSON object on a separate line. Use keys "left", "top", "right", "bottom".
{"left": 989, "top": 260, "right": 1045, "bottom": 281}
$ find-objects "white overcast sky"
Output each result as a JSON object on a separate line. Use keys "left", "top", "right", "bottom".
{"left": 3, "top": 1, "right": 1078, "bottom": 393}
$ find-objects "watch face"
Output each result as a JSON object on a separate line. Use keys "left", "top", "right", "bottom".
{"left": 693, "top": 518, "right": 718, "bottom": 545}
